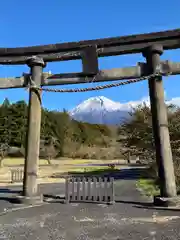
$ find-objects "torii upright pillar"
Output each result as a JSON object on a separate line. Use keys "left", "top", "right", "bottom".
{"left": 22, "top": 56, "right": 46, "bottom": 204}
{"left": 143, "top": 45, "right": 177, "bottom": 203}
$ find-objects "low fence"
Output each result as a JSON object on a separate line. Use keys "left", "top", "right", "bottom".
{"left": 65, "top": 176, "right": 114, "bottom": 204}
{"left": 10, "top": 169, "right": 24, "bottom": 183}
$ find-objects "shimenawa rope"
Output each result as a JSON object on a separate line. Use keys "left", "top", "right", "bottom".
{"left": 27, "top": 70, "right": 170, "bottom": 93}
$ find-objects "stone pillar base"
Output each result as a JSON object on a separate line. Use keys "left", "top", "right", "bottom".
{"left": 154, "top": 195, "right": 180, "bottom": 207}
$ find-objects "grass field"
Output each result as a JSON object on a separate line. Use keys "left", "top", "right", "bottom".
{"left": 2, "top": 157, "right": 116, "bottom": 166}
{"left": 136, "top": 179, "right": 160, "bottom": 197}
{"left": 0, "top": 157, "right": 121, "bottom": 184}
{"left": 2, "top": 158, "right": 48, "bottom": 166}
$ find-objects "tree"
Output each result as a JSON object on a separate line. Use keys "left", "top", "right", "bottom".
{"left": 2, "top": 98, "right": 10, "bottom": 107}
{"left": 118, "top": 103, "right": 180, "bottom": 164}
{"left": 0, "top": 98, "right": 113, "bottom": 160}
{"left": 0, "top": 99, "right": 11, "bottom": 145}
{"left": 0, "top": 143, "right": 10, "bottom": 167}
{"left": 117, "top": 104, "right": 154, "bottom": 162}
{"left": 10, "top": 101, "right": 28, "bottom": 147}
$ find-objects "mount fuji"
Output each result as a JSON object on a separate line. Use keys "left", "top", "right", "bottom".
{"left": 69, "top": 95, "right": 180, "bottom": 125}
{"left": 69, "top": 96, "right": 150, "bottom": 125}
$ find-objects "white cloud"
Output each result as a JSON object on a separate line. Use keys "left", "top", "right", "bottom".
{"left": 118, "top": 95, "right": 180, "bottom": 111}
{"left": 166, "top": 97, "right": 180, "bottom": 106}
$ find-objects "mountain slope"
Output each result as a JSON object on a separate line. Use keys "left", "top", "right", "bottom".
{"left": 69, "top": 96, "right": 148, "bottom": 125}
{"left": 69, "top": 95, "right": 180, "bottom": 125}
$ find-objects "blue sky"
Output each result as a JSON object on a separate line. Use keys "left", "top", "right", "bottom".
{"left": 0, "top": 0, "right": 180, "bottom": 111}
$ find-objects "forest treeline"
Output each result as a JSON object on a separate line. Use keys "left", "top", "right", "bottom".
{"left": 2, "top": 96, "right": 180, "bottom": 178}
{"left": 0, "top": 98, "right": 113, "bottom": 160}
{"left": 118, "top": 103, "right": 180, "bottom": 186}
{"left": 2, "top": 97, "right": 180, "bottom": 191}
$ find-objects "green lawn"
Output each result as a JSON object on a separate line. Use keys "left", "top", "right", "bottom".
{"left": 136, "top": 179, "right": 160, "bottom": 197}
{"left": 2, "top": 158, "right": 114, "bottom": 167}
{"left": 68, "top": 165, "right": 119, "bottom": 173}
{"left": 2, "top": 158, "right": 48, "bottom": 166}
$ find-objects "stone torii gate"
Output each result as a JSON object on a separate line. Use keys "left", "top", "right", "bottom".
{"left": 1, "top": 29, "right": 180, "bottom": 205}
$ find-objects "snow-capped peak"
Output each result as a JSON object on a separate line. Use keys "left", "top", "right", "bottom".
{"left": 69, "top": 96, "right": 148, "bottom": 124}
{"left": 68, "top": 95, "right": 180, "bottom": 125}
{"left": 70, "top": 96, "right": 123, "bottom": 115}
{"left": 70, "top": 96, "right": 150, "bottom": 116}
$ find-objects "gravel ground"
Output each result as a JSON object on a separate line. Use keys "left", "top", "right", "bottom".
{"left": 0, "top": 167, "right": 179, "bottom": 239}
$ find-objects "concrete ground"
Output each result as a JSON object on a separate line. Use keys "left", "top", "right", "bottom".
{"left": 0, "top": 167, "right": 179, "bottom": 239}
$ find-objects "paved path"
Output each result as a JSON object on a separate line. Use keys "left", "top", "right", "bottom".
{"left": 0, "top": 167, "right": 180, "bottom": 239}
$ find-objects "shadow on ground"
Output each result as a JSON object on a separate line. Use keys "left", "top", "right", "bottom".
{"left": 43, "top": 194, "right": 65, "bottom": 204}
{"left": 0, "top": 188, "right": 21, "bottom": 194}
{"left": 0, "top": 196, "right": 22, "bottom": 205}
{"left": 42, "top": 195, "right": 180, "bottom": 211}
{"left": 116, "top": 199, "right": 180, "bottom": 211}
{"left": 0, "top": 188, "right": 22, "bottom": 204}
{"left": 52, "top": 166, "right": 151, "bottom": 181}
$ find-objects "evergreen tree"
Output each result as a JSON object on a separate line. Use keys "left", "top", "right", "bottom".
{"left": 0, "top": 98, "right": 112, "bottom": 159}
